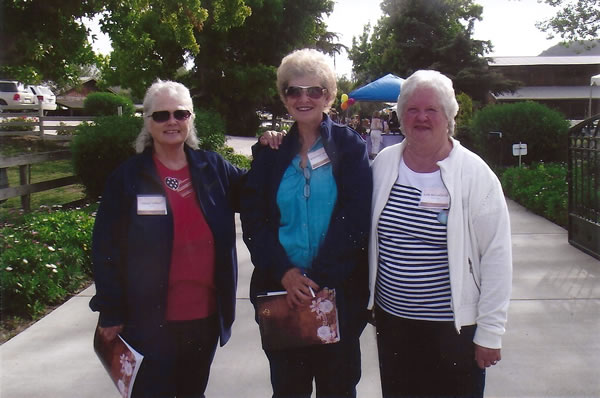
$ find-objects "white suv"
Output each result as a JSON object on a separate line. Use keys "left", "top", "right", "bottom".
{"left": 28, "top": 85, "right": 57, "bottom": 112}
{"left": 0, "top": 80, "right": 35, "bottom": 111}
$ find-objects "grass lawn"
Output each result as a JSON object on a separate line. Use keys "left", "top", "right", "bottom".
{"left": 1, "top": 136, "right": 86, "bottom": 222}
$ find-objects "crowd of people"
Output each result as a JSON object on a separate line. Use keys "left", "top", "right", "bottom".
{"left": 90, "top": 47, "right": 512, "bottom": 398}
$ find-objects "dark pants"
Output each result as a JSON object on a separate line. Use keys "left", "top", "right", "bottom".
{"left": 132, "top": 316, "right": 219, "bottom": 398}
{"left": 265, "top": 338, "right": 362, "bottom": 398}
{"left": 375, "top": 306, "right": 485, "bottom": 398}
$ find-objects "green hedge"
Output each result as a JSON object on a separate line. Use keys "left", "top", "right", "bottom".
{"left": 500, "top": 162, "right": 567, "bottom": 227}
{"left": 84, "top": 92, "right": 135, "bottom": 116}
{"left": 0, "top": 204, "right": 96, "bottom": 319}
{"left": 71, "top": 116, "right": 141, "bottom": 199}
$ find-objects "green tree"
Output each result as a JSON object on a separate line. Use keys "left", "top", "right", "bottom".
{"left": 348, "top": 0, "right": 519, "bottom": 101}
{"left": 0, "top": 0, "right": 104, "bottom": 85}
{"left": 536, "top": 0, "right": 600, "bottom": 45}
{"left": 189, "top": 0, "right": 337, "bottom": 136}
{"left": 99, "top": 0, "right": 251, "bottom": 99}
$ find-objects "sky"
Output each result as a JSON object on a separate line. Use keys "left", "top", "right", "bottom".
{"left": 87, "top": 0, "right": 562, "bottom": 79}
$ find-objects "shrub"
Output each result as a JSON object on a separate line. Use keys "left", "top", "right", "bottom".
{"left": 470, "top": 102, "right": 570, "bottom": 167}
{"left": 71, "top": 116, "right": 141, "bottom": 199}
{"left": 0, "top": 116, "right": 37, "bottom": 131}
{"left": 216, "top": 146, "right": 251, "bottom": 169}
{"left": 500, "top": 162, "right": 567, "bottom": 227}
{"left": 0, "top": 204, "right": 96, "bottom": 319}
{"left": 194, "top": 108, "right": 226, "bottom": 151}
{"left": 84, "top": 92, "right": 135, "bottom": 116}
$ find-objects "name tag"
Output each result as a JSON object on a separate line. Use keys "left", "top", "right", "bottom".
{"left": 137, "top": 195, "right": 167, "bottom": 215}
{"left": 308, "top": 147, "right": 331, "bottom": 169}
{"left": 419, "top": 188, "right": 449, "bottom": 210}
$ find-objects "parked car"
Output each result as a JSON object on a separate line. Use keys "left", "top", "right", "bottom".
{"left": 0, "top": 80, "right": 35, "bottom": 112}
{"left": 28, "top": 85, "right": 57, "bottom": 112}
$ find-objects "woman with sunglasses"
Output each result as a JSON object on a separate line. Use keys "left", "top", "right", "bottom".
{"left": 241, "top": 48, "right": 372, "bottom": 398}
{"left": 90, "top": 80, "right": 245, "bottom": 398}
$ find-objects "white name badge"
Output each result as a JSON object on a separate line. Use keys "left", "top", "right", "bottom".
{"left": 137, "top": 195, "right": 167, "bottom": 215}
{"left": 419, "top": 187, "right": 450, "bottom": 210}
{"left": 308, "top": 147, "right": 331, "bottom": 169}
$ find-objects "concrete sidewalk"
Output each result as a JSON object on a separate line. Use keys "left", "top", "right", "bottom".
{"left": 1, "top": 200, "right": 599, "bottom": 398}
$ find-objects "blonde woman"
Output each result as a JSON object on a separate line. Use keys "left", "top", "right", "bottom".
{"left": 241, "top": 48, "right": 372, "bottom": 398}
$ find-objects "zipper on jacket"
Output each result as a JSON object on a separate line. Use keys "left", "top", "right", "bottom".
{"left": 468, "top": 258, "right": 481, "bottom": 294}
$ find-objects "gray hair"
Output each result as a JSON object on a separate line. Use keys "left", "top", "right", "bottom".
{"left": 397, "top": 70, "right": 459, "bottom": 136}
{"left": 276, "top": 48, "right": 337, "bottom": 111}
{"left": 134, "top": 79, "right": 199, "bottom": 153}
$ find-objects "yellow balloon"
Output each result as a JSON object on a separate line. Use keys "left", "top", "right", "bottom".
{"left": 341, "top": 94, "right": 348, "bottom": 103}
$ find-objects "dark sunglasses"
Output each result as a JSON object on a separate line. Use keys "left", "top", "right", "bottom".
{"left": 284, "top": 86, "right": 327, "bottom": 99}
{"left": 147, "top": 110, "right": 192, "bottom": 123}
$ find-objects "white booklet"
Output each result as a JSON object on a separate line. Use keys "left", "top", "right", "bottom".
{"left": 94, "top": 327, "right": 144, "bottom": 398}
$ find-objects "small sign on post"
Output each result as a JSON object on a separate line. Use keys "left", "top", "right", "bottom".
{"left": 512, "top": 142, "right": 527, "bottom": 167}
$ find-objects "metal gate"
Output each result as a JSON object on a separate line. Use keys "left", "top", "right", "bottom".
{"left": 568, "top": 115, "right": 600, "bottom": 259}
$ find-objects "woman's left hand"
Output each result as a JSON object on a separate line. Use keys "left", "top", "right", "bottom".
{"left": 281, "top": 268, "right": 320, "bottom": 308}
{"left": 474, "top": 344, "right": 501, "bottom": 369}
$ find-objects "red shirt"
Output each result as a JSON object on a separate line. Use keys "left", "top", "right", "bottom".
{"left": 154, "top": 156, "right": 216, "bottom": 320}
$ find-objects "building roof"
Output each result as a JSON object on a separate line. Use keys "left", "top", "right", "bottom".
{"left": 490, "top": 56, "right": 600, "bottom": 66}
{"left": 493, "top": 85, "right": 600, "bottom": 101}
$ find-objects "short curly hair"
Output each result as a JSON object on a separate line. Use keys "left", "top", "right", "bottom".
{"left": 134, "top": 79, "right": 199, "bottom": 153}
{"left": 276, "top": 48, "right": 337, "bottom": 111}
{"left": 397, "top": 70, "right": 459, "bottom": 136}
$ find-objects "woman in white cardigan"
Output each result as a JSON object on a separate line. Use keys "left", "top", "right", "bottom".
{"left": 368, "top": 70, "right": 512, "bottom": 398}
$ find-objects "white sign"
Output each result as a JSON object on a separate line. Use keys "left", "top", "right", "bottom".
{"left": 512, "top": 143, "right": 527, "bottom": 156}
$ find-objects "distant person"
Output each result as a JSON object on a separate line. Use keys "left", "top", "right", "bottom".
{"left": 369, "top": 111, "right": 384, "bottom": 159}
{"left": 369, "top": 70, "right": 512, "bottom": 398}
{"left": 241, "top": 48, "right": 372, "bottom": 398}
{"left": 90, "top": 80, "right": 245, "bottom": 398}
{"left": 388, "top": 110, "right": 401, "bottom": 135}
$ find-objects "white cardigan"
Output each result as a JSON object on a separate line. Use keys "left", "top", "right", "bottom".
{"left": 368, "top": 138, "right": 512, "bottom": 349}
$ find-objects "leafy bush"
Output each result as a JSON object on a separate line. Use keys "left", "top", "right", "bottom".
{"left": 0, "top": 116, "right": 37, "bottom": 131}
{"left": 71, "top": 116, "right": 141, "bottom": 199}
{"left": 216, "top": 146, "right": 251, "bottom": 169}
{"left": 500, "top": 162, "right": 567, "bottom": 227}
{"left": 470, "top": 102, "right": 570, "bottom": 167}
{"left": 0, "top": 204, "right": 96, "bottom": 319}
{"left": 84, "top": 92, "right": 135, "bottom": 116}
{"left": 194, "top": 108, "right": 226, "bottom": 151}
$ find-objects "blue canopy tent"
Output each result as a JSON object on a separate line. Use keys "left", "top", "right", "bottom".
{"left": 348, "top": 73, "right": 404, "bottom": 102}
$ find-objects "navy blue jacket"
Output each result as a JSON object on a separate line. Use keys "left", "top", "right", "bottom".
{"left": 90, "top": 145, "right": 245, "bottom": 358}
{"left": 240, "top": 115, "right": 373, "bottom": 340}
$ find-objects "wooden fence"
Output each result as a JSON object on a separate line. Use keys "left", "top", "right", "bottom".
{"left": 0, "top": 109, "right": 91, "bottom": 211}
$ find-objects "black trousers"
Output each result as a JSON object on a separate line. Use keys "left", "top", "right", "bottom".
{"left": 132, "top": 315, "right": 219, "bottom": 398}
{"left": 375, "top": 306, "right": 485, "bottom": 398}
{"left": 264, "top": 338, "right": 362, "bottom": 398}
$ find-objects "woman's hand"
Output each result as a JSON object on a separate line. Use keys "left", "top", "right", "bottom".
{"left": 259, "top": 130, "right": 286, "bottom": 149}
{"left": 98, "top": 325, "right": 124, "bottom": 342}
{"left": 281, "top": 268, "right": 320, "bottom": 308}
{"left": 474, "top": 344, "right": 501, "bottom": 369}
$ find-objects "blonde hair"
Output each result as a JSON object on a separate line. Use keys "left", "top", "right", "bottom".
{"left": 134, "top": 79, "right": 199, "bottom": 153}
{"left": 276, "top": 48, "right": 337, "bottom": 111}
{"left": 396, "top": 70, "right": 459, "bottom": 136}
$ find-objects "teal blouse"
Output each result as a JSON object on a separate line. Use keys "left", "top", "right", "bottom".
{"left": 276, "top": 139, "right": 338, "bottom": 270}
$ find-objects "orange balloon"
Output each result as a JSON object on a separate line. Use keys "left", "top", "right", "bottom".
{"left": 341, "top": 101, "right": 348, "bottom": 110}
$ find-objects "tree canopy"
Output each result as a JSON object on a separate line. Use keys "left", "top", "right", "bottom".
{"left": 536, "top": 0, "right": 600, "bottom": 45}
{"left": 0, "top": 0, "right": 103, "bottom": 85}
{"left": 348, "top": 0, "right": 519, "bottom": 102}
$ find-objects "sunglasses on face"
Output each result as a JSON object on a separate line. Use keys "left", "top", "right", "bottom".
{"left": 284, "top": 86, "right": 327, "bottom": 99}
{"left": 147, "top": 110, "right": 192, "bottom": 123}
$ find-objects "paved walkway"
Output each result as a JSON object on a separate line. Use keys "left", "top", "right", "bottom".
{"left": 1, "top": 139, "right": 599, "bottom": 397}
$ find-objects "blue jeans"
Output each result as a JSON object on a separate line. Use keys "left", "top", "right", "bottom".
{"left": 265, "top": 338, "right": 362, "bottom": 398}
{"left": 375, "top": 306, "right": 485, "bottom": 398}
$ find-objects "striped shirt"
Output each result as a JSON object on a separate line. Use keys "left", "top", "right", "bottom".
{"left": 375, "top": 162, "right": 453, "bottom": 321}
